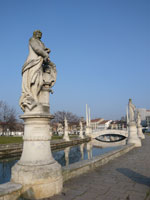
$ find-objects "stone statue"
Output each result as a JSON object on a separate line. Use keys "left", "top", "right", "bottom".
{"left": 80, "top": 120, "right": 83, "bottom": 129}
{"left": 136, "top": 111, "right": 141, "bottom": 126}
{"left": 79, "top": 120, "right": 84, "bottom": 139}
{"left": 19, "top": 30, "right": 57, "bottom": 112}
{"left": 128, "top": 99, "right": 136, "bottom": 122}
{"left": 63, "top": 117, "right": 70, "bottom": 141}
{"left": 64, "top": 117, "right": 68, "bottom": 130}
{"left": 127, "top": 99, "right": 142, "bottom": 146}
{"left": 11, "top": 31, "right": 63, "bottom": 199}
{"left": 57, "top": 123, "right": 63, "bottom": 136}
{"left": 136, "top": 111, "right": 145, "bottom": 139}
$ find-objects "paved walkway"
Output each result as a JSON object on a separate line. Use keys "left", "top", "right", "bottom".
{"left": 49, "top": 135, "right": 150, "bottom": 200}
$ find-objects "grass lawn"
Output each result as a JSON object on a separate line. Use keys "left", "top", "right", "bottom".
{"left": 52, "top": 135, "right": 63, "bottom": 140}
{"left": 0, "top": 134, "right": 79, "bottom": 144}
{"left": 52, "top": 134, "right": 78, "bottom": 140}
{"left": 70, "top": 135, "right": 79, "bottom": 138}
{"left": 0, "top": 136, "right": 23, "bottom": 144}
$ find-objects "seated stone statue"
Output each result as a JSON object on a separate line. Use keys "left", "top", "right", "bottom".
{"left": 20, "top": 30, "right": 57, "bottom": 112}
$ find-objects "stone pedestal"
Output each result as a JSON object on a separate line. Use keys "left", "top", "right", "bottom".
{"left": 11, "top": 114, "right": 63, "bottom": 199}
{"left": 64, "top": 147, "right": 70, "bottom": 166}
{"left": 79, "top": 129, "right": 84, "bottom": 139}
{"left": 79, "top": 121, "right": 84, "bottom": 139}
{"left": 85, "top": 126, "right": 91, "bottom": 137}
{"left": 137, "top": 125, "right": 145, "bottom": 139}
{"left": 63, "top": 122, "right": 70, "bottom": 141}
{"left": 80, "top": 143, "right": 84, "bottom": 160}
{"left": 127, "top": 122, "right": 141, "bottom": 147}
{"left": 63, "top": 130, "right": 70, "bottom": 141}
{"left": 86, "top": 142, "right": 93, "bottom": 159}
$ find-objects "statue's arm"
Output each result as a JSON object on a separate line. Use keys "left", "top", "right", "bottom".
{"left": 132, "top": 104, "right": 136, "bottom": 111}
{"left": 29, "top": 38, "right": 49, "bottom": 59}
{"left": 129, "top": 103, "right": 135, "bottom": 111}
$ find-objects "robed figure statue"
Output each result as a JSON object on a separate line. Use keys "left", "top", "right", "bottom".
{"left": 128, "top": 98, "right": 136, "bottom": 123}
{"left": 20, "top": 30, "right": 57, "bottom": 113}
{"left": 136, "top": 111, "right": 141, "bottom": 126}
{"left": 12, "top": 31, "right": 63, "bottom": 199}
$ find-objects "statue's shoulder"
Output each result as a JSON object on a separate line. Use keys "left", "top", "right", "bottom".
{"left": 29, "top": 37, "right": 43, "bottom": 47}
{"left": 29, "top": 37, "right": 36, "bottom": 44}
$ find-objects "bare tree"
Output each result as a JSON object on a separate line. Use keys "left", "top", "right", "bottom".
{"left": 52, "top": 111, "right": 80, "bottom": 126}
{"left": 0, "top": 100, "right": 18, "bottom": 134}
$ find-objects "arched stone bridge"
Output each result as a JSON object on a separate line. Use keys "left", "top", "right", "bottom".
{"left": 91, "top": 129, "right": 128, "bottom": 139}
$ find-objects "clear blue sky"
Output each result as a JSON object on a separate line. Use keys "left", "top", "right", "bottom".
{"left": 0, "top": 0, "right": 149, "bottom": 120}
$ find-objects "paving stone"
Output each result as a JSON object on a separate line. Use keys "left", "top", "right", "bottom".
{"left": 50, "top": 135, "right": 150, "bottom": 200}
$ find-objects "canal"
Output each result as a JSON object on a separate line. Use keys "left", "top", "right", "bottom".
{"left": 0, "top": 140, "right": 124, "bottom": 184}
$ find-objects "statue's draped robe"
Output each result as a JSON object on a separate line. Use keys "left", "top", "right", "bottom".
{"left": 20, "top": 38, "right": 46, "bottom": 111}
{"left": 129, "top": 102, "right": 135, "bottom": 122}
{"left": 136, "top": 113, "right": 141, "bottom": 126}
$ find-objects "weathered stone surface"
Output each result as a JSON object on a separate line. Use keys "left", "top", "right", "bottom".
{"left": 11, "top": 115, "right": 63, "bottom": 199}
{"left": 127, "top": 122, "right": 141, "bottom": 147}
{"left": 11, "top": 161, "right": 63, "bottom": 199}
{"left": 0, "top": 182, "right": 22, "bottom": 196}
{"left": 20, "top": 30, "right": 56, "bottom": 113}
{"left": 127, "top": 99, "right": 142, "bottom": 147}
{"left": 0, "top": 182, "right": 22, "bottom": 200}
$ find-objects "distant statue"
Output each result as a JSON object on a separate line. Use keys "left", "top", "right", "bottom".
{"left": 128, "top": 99, "right": 136, "bottom": 122}
{"left": 20, "top": 30, "right": 57, "bottom": 112}
{"left": 64, "top": 117, "right": 68, "bottom": 130}
{"left": 136, "top": 111, "right": 141, "bottom": 126}
{"left": 80, "top": 121, "right": 83, "bottom": 130}
{"left": 136, "top": 111, "right": 145, "bottom": 139}
{"left": 79, "top": 120, "right": 84, "bottom": 139}
{"left": 63, "top": 117, "right": 70, "bottom": 141}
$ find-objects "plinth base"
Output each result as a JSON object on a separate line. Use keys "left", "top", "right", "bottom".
{"left": 127, "top": 122, "right": 141, "bottom": 147}
{"left": 11, "top": 161, "right": 63, "bottom": 199}
{"left": 86, "top": 127, "right": 92, "bottom": 137}
{"left": 63, "top": 136, "right": 70, "bottom": 141}
{"left": 79, "top": 135, "right": 84, "bottom": 139}
{"left": 137, "top": 126, "right": 145, "bottom": 139}
{"left": 11, "top": 113, "right": 63, "bottom": 199}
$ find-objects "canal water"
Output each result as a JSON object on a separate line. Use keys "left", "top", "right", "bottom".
{"left": 0, "top": 141, "right": 122, "bottom": 184}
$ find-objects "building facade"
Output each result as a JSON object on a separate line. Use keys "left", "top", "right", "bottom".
{"left": 136, "top": 108, "right": 150, "bottom": 127}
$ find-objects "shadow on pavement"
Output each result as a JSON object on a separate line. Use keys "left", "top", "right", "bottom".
{"left": 117, "top": 168, "right": 150, "bottom": 186}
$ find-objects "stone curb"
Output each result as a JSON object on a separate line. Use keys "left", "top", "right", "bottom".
{"left": 0, "top": 182, "right": 22, "bottom": 200}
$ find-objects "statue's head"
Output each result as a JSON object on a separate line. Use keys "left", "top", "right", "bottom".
{"left": 80, "top": 117, "right": 84, "bottom": 122}
{"left": 129, "top": 98, "right": 132, "bottom": 102}
{"left": 33, "top": 30, "right": 42, "bottom": 39}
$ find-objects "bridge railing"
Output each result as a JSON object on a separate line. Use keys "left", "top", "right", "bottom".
{"left": 90, "top": 128, "right": 128, "bottom": 138}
